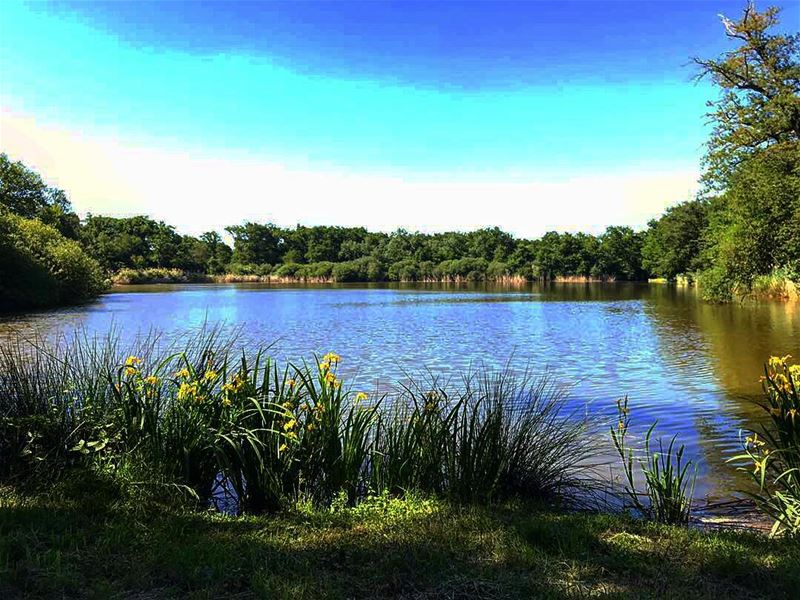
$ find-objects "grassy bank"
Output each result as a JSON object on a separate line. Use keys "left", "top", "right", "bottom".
{"left": 2, "top": 484, "right": 798, "bottom": 599}
{"left": 2, "top": 332, "right": 799, "bottom": 597}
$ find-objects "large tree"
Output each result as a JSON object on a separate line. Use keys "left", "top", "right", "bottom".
{"left": 693, "top": 2, "right": 800, "bottom": 299}
{"left": 642, "top": 200, "right": 710, "bottom": 280}
{"left": 694, "top": 1, "right": 799, "bottom": 190}
{"left": 0, "top": 153, "right": 80, "bottom": 238}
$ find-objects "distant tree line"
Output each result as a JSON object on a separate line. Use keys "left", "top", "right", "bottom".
{"left": 1, "top": 3, "right": 797, "bottom": 307}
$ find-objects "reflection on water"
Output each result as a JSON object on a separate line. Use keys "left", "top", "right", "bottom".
{"left": 1, "top": 282, "right": 798, "bottom": 501}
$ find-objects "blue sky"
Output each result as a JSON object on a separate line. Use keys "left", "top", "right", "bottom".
{"left": 1, "top": 1, "right": 797, "bottom": 235}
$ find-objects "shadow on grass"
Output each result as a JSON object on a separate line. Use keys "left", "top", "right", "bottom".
{"left": 1, "top": 496, "right": 798, "bottom": 599}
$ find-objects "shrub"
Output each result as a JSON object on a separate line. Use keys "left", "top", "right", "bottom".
{"left": 0, "top": 210, "right": 106, "bottom": 309}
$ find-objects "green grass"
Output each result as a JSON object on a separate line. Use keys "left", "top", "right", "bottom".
{"left": 1, "top": 483, "right": 798, "bottom": 600}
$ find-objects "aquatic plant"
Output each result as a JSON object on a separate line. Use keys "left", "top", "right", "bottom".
{"left": 0, "top": 330, "right": 599, "bottom": 514}
{"left": 610, "top": 397, "right": 696, "bottom": 524}
{"left": 732, "top": 355, "right": 800, "bottom": 537}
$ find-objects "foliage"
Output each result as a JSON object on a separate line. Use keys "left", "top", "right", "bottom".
{"left": 610, "top": 397, "right": 696, "bottom": 524}
{"left": 373, "top": 371, "right": 598, "bottom": 505}
{"left": 642, "top": 200, "right": 710, "bottom": 279}
{"left": 0, "top": 153, "right": 80, "bottom": 238}
{"left": 0, "top": 211, "right": 106, "bottom": 310}
{"left": 732, "top": 355, "right": 800, "bottom": 537}
{"left": 694, "top": 2, "right": 800, "bottom": 190}
{"left": 0, "top": 331, "right": 598, "bottom": 515}
{"left": 699, "top": 142, "right": 800, "bottom": 300}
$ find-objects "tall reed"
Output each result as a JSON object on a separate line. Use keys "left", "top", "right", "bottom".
{"left": 1, "top": 329, "right": 600, "bottom": 513}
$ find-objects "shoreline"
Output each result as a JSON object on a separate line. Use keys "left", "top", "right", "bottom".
{"left": 108, "top": 273, "right": 800, "bottom": 302}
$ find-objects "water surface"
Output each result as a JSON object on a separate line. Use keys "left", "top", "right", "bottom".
{"left": 2, "top": 282, "right": 798, "bottom": 501}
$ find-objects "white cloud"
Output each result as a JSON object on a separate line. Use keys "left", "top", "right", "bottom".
{"left": 1, "top": 108, "right": 699, "bottom": 238}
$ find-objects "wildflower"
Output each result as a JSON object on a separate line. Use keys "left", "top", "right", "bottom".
{"left": 789, "top": 364, "right": 800, "bottom": 381}
{"left": 319, "top": 361, "right": 330, "bottom": 373}
{"left": 125, "top": 356, "right": 142, "bottom": 367}
{"left": 325, "top": 371, "right": 337, "bottom": 385}
{"left": 299, "top": 402, "right": 309, "bottom": 412}
{"left": 177, "top": 368, "right": 190, "bottom": 379}
{"left": 221, "top": 396, "right": 232, "bottom": 407}
{"left": 283, "top": 419, "right": 297, "bottom": 431}
{"left": 144, "top": 375, "right": 159, "bottom": 386}
{"left": 307, "top": 423, "right": 316, "bottom": 432}
{"left": 203, "top": 370, "right": 218, "bottom": 382}
{"left": 279, "top": 443, "right": 288, "bottom": 452}
{"left": 177, "top": 382, "right": 198, "bottom": 402}
{"left": 282, "top": 401, "right": 294, "bottom": 410}
{"left": 124, "top": 366, "right": 137, "bottom": 377}
{"left": 617, "top": 420, "right": 626, "bottom": 431}
{"left": 355, "top": 392, "right": 368, "bottom": 402}
{"left": 287, "top": 379, "right": 296, "bottom": 388}
{"left": 222, "top": 382, "right": 235, "bottom": 393}
{"left": 322, "top": 352, "right": 341, "bottom": 364}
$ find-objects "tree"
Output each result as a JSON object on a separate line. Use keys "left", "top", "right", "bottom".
{"left": 0, "top": 153, "right": 80, "bottom": 238}
{"left": 0, "top": 211, "right": 105, "bottom": 309}
{"left": 693, "top": 2, "right": 800, "bottom": 300}
{"left": 597, "top": 227, "right": 645, "bottom": 281}
{"left": 702, "top": 143, "right": 800, "bottom": 298}
{"left": 642, "top": 200, "right": 710, "bottom": 279}
{"left": 694, "top": 2, "right": 800, "bottom": 189}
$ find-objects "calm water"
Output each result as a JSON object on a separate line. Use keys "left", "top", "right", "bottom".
{"left": 2, "top": 282, "right": 798, "bottom": 501}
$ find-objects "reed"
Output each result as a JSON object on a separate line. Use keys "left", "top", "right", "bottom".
{"left": 0, "top": 329, "right": 600, "bottom": 514}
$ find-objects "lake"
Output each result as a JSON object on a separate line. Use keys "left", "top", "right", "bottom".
{"left": 1, "top": 282, "right": 798, "bottom": 502}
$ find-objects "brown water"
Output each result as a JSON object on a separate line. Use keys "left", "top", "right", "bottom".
{"left": 1, "top": 282, "right": 798, "bottom": 501}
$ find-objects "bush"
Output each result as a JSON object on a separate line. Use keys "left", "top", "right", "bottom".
{"left": 0, "top": 210, "right": 106, "bottom": 309}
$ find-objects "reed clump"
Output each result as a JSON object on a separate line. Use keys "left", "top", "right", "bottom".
{"left": 0, "top": 331, "right": 599, "bottom": 514}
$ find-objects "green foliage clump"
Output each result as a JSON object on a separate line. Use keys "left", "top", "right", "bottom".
{"left": 0, "top": 332, "right": 597, "bottom": 514}
{"left": 642, "top": 200, "right": 709, "bottom": 280}
{"left": 0, "top": 211, "right": 106, "bottom": 310}
{"left": 733, "top": 355, "right": 800, "bottom": 537}
{"left": 610, "top": 397, "right": 696, "bottom": 525}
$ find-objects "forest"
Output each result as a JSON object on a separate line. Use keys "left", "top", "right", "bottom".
{"left": 0, "top": 3, "right": 798, "bottom": 308}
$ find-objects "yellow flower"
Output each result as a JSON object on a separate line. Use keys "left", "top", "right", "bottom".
{"left": 125, "top": 356, "right": 142, "bottom": 367}
{"left": 283, "top": 419, "right": 297, "bottom": 431}
{"left": 124, "top": 366, "right": 137, "bottom": 377}
{"left": 177, "top": 368, "right": 190, "bottom": 379}
{"left": 279, "top": 443, "right": 288, "bottom": 452}
{"left": 319, "top": 361, "right": 330, "bottom": 373}
{"left": 307, "top": 423, "right": 316, "bottom": 431}
{"left": 282, "top": 401, "right": 294, "bottom": 410}
{"left": 287, "top": 379, "right": 296, "bottom": 388}
{"left": 325, "top": 372, "right": 337, "bottom": 385}
{"left": 355, "top": 392, "right": 368, "bottom": 402}
{"left": 221, "top": 396, "right": 232, "bottom": 407}
{"left": 177, "top": 382, "right": 197, "bottom": 401}
{"left": 144, "top": 375, "right": 159, "bottom": 386}
{"left": 222, "top": 382, "right": 235, "bottom": 393}
{"left": 323, "top": 352, "right": 341, "bottom": 364}
{"left": 789, "top": 364, "right": 800, "bottom": 380}
{"left": 204, "top": 370, "right": 218, "bottom": 382}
